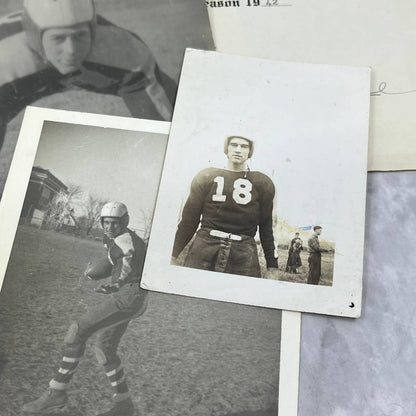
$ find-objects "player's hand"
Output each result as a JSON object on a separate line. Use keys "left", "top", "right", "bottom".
{"left": 95, "top": 282, "right": 120, "bottom": 294}
{"left": 264, "top": 267, "right": 279, "bottom": 280}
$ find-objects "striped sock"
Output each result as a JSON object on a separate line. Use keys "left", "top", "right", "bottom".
{"left": 105, "top": 361, "right": 130, "bottom": 399}
{"left": 49, "top": 354, "right": 82, "bottom": 390}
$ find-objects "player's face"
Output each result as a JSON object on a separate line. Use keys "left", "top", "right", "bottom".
{"left": 227, "top": 138, "right": 251, "bottom": 166}
{"left": 103, "top": 218, "right": 122, "bottom": 239}
{"left": 315, "top": 228, "right": 322, "bottom": 235}
{"left": 42, "top": 23, "right": 91, "bottom": 74}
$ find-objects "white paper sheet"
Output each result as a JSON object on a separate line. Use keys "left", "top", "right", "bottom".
{"left": 207, "top": 0, "right": 416, "bottom": 171}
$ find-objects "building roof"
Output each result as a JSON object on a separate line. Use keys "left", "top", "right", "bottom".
{"left": 30, "top": 166, "right": 68, "bottom": 194}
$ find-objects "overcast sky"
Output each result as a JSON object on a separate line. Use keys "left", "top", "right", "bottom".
{"left": 34, "top": 121, "right": 167, "bottom": 232}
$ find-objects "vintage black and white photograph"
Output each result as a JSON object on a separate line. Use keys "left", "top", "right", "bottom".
{"left": 142, "top": 49, "right": 371, "bottom": 317}
{"left": 0, "top": 108, "right": 300, "bottom": 416}
{"left": 170, "top": 135, "right": 335, "bottom": 287}
{"left": 0, "top": 0, "right": 214, "bottom": 195}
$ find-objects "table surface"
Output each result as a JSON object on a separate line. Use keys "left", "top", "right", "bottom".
{"left": 298, "top": 171, "right": 416, "bottom": 416}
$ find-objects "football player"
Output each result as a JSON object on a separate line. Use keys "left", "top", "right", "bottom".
{"left": 171, "top": 136, "right": 279, "bottom": 278}
{"left": 22, "top": 202, "right": 148, "bottom": 416}
{"left": 0, "top": 0, "right": 176, "bottom": 154}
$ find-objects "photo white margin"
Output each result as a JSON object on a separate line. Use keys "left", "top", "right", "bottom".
{"left": 0, "top": 106, "right": 171, "bottom": 289}
{"left": 141, "top": 49, "right": 370, "bottom": 318}
{"left": 0, "top": 106, "right": 301, "bottom": 416}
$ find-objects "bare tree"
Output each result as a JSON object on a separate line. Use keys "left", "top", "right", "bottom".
{"left": 82, "top": 194, "right": 108, "bottom": 238}
{"left": 45, "top": 185, "right": 83, "bottom": 231}
{"left": 134, "top": 208, "right": 154, "bottom": 244}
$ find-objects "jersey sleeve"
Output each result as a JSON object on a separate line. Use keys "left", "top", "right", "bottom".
{"left": 172, "top": 171, "right": 208, "bottom": 258}
{"left": 113, "top": 232, "right": 144, "bottom": 283}
{"left": 258, "top": 176, "right": 278, "bottom": 268}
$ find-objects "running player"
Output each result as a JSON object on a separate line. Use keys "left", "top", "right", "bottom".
{"left": 22, "top": 202, "right": 148, "bottom": 416}
{"left": 171, "top": 136, "right": 279, "bottom": 278}
{"left": 0, "top": 0, "right": 176, "bottom": 154}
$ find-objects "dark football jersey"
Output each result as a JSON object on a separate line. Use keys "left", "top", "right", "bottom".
{"left": 173, "top": 167, "right": 278, "bottom": 267}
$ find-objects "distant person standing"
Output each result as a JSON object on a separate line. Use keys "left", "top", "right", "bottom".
{"left": 307, "top": 226, "right": 329, "bottom": 285}
{"left": 286, "top": 237, "right": 303, "bottom": 274}
{"left": 290, "top": 233, "right": 300, "bottom": 248}
{"left": 285, "top": 232, "right": 299, "bottom": 272}
{"left": 308, "top": 225, "right": 329, "bottom": 285}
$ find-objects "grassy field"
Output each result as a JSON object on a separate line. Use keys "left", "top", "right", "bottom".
{"left": 177, "top": 238, "right": 334, "bottom": 286}
{"left": 0, "top": 225, "right": 280, "bottom": 416}
{"left": 0, "top": 0, "right": 214, "bottom": 194}
{"left": 274, "top": 248, "right": 334, "bottom": 286}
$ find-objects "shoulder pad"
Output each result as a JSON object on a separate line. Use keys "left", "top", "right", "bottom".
{"left": 114, "top": 231, "right": 135, "bottom": 254}
{"left": 0, "top": 32, "right": 47, "bottom": 85}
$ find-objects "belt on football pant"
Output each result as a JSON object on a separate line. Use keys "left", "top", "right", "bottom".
{"left": 209, "top": 229, "right": 242, "bottom": 241}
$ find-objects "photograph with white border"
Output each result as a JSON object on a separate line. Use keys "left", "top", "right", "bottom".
{"left": 0, "top": 0, "right": 215, "bottom": 195}
{"left": 0, "top": 107, "right": 300, "bottom": 416}
{"left": 142, "top": 49, "right": 371, "bottom": 318}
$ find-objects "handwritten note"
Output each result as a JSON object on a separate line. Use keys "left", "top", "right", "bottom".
{"left": 371, "top": 82, "right": 416, "bottom": 97}
{"left": 205, "top": 0, "right": 292, "bottom": 7}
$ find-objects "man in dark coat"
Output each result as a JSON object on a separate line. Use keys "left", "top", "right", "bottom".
{"left": 285, "top": 232, "right": 300, "bottom": 273}
{"left": 307, "top": 226, "right": 329, "bottom": 285}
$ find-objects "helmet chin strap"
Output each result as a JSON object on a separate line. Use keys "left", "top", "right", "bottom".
{"left": 244, "top": 165, "right": 251, "bottom": 178}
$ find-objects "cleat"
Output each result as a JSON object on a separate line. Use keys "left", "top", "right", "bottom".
{"left": 22, "top": 388, "right": 68, "bottom": 414}
{"left": 96, "top": 397, "right": 135, "bottom": 416}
